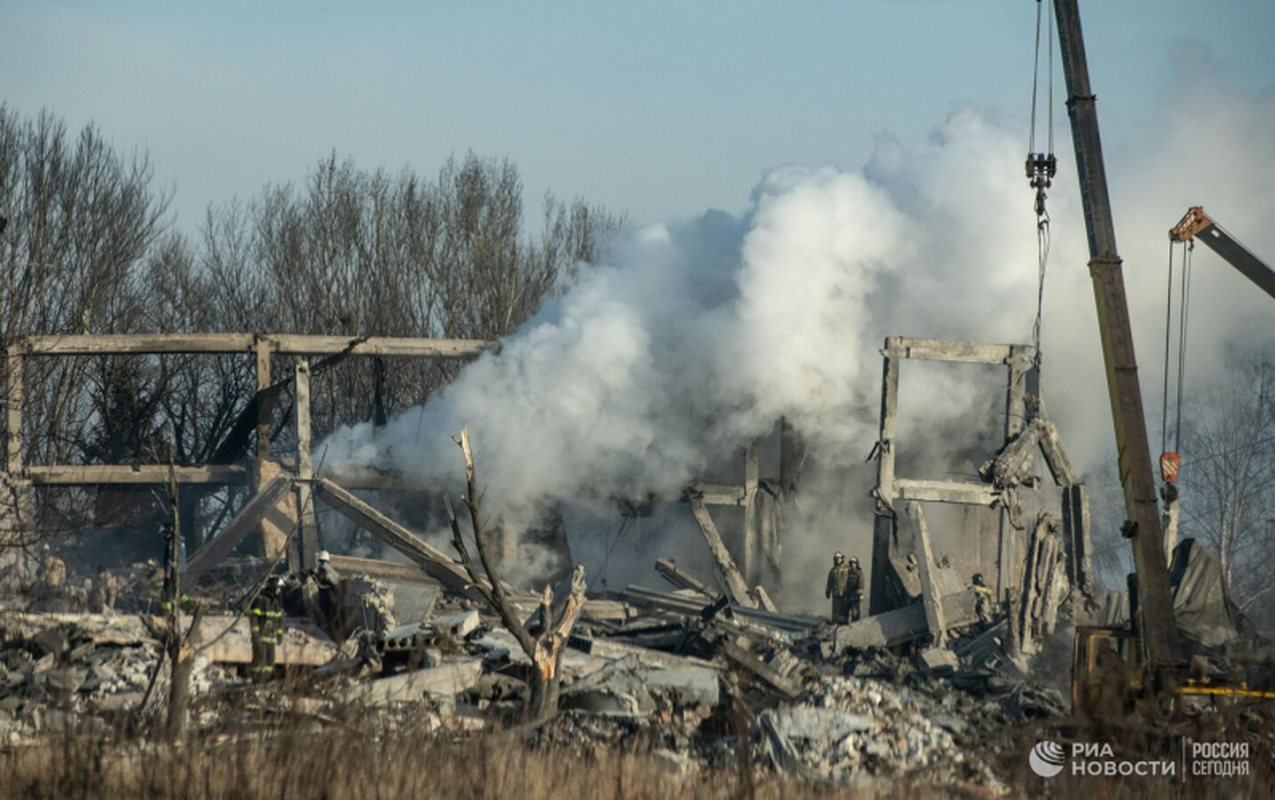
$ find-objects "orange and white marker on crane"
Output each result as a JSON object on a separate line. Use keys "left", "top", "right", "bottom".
{"left": 1160, "top": 452, "right": 1181, "bottom": 483}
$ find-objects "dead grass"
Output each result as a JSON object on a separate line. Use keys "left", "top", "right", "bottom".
{"left": 0, "top": 727, "right": 832, "bottom": 800}
{"left": 2, "top": 700, "right": 1271, "bottom": 799}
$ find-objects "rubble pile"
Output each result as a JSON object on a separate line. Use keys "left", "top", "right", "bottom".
{"left": 3, "top": 536, "right": 1265, "bottom": 798}
{"left": 0, "top": 609, "right": 235, "bottom": 743}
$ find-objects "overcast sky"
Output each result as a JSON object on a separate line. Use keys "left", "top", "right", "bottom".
{"left": 3, "top": 0, "right": 1273, "bottom": 231}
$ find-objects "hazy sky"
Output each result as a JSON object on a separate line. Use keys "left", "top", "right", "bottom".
{"left": 3, "top": 1, "right": 1273, "bottom": 231}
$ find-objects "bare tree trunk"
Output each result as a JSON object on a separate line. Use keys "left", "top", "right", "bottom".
{"left": 448, "top": 428, "right": 586, "bottom": 723}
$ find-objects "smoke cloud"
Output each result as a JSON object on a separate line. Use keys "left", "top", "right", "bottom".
{"left": 322, "top": 49, "right": 1275, "bottom": 610}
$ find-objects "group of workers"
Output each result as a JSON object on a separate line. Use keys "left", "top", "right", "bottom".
{"left": 825, "top": 552, "right": 864, "bottom": 623}
{"left": 825, "top": 553, "right": 999, "bottom": 626}
{"left": 248, "top": 550, "right": 342, "bottom": 682}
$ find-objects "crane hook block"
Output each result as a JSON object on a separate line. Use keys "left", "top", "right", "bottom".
{"left": 1026, "top": 152, "right": 1057, "bottom": 217}
{"left": 1025, "top": 152, "right": 1057, "bottom": 187}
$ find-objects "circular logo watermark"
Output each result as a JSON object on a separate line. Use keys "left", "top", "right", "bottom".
{"left": 1030, "top": 741, "right": 1067, "bottom": 778}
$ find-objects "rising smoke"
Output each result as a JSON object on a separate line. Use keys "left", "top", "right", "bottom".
{"left": 323, "top": 49, "right": 1275, "bottom": 611}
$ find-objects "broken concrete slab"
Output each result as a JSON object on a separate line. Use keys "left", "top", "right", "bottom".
{"left": 379, "top": 580, "right": 440, "bottom": 624}
{"left": 348, "top": 659, "right": 484, "bottom": 707}
{"left": 190, "top": 615, "right": 337, "bottom": 666}
{"left": 428, "top": 610, "right": 480, "bottom": 639}
{"left": 566, "top": 635, "right": 719, "bottom": 672}
{"left": 916, "top": 647, "right": 958, "bottom": 674}
{"left": 623, "top": 585, "right": 821, "bottom": 634}
{"left": 831, "top": 589, "right": 979, "bottom": 653}
{"left": 562, "top": 657, "right": 656, "bottom": 717}
{"left": 562, "top": 655, "right": 719, "bottom": 716}
{"left": 714, "top": 638, "right": 800, "bottom": 701}
{"left": 474, "top": 628, "right": 609, "bottom": 680}
{"left": 644, "top": 668, "right": 720, "bottom": 708}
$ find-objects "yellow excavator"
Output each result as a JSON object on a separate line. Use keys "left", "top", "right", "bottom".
{"left": 1041, "top": 0, "right": 1274, "bottom": 714}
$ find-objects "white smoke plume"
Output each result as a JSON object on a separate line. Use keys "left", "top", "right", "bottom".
{"left": 323, "top": 49, "right": 1275, "bottom": 609}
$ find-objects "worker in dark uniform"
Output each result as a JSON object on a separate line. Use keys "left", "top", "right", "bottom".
{"left": 972, "top": 572, "right": 995, "bottom": 624}
{"left": 250, "top": 577, "right": 285, "bottom": 683}
{"left": 160, "top": 524, "right": 178, "bottom": 612}
{"left": 846, "top": 556, "right": 864, "bottom": 622}
{"left": 313, "top": 550, "right": 343, "bottom": 635}
{"left": 825, "top": 552, "right": 852, "bottom": 624}
{"left": 89, "top": 565, "right": 118, "bottom": 614}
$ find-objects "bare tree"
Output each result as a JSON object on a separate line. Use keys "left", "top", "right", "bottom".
{"left": 1087, "top": 349, "right": 1275, "bottom": 628}
{"left": 446, "top": 428, "right": 585, "bottom": 722}
{"left": 0, "top": 106, "right": 170, "bottom": 554}
{"left": 1177, "top": 349, "right": 1275, "bottom": 624}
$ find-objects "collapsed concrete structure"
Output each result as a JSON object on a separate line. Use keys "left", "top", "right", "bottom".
{"left": 867, "top": 336, "right": 1094, "bottom": 663}
{"left": 3, "top": 331, "right": 1249, "bottom": 792}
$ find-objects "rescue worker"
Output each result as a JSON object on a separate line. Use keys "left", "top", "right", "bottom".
{"left": 972, "top": 572, "right": 994, "bottom": 624}
{"left": 88, "top": 565, "right": 117, "bottom": 614}
{"left": 313, "top": 550, "right": 343, "bottom": 635}
{"left": 160, "top": 524, "right": 190, "bottom": 613}
{"left": 249, "top": 577, "right": 285, "bottom": 683}
{"left": 29, "top": 555, "right": 77, "bottom": 612}
{"left": 845, "top": 556, "right": 864, "bottom": 622}
{"left": 825, "top": 552, "right": 853, "bottom": 624}
{"left": 160, "top": 524, "right": 177, "bottom": 611}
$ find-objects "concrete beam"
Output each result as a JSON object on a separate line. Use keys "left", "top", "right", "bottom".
{"left": 833, "top": 589, "right": 979, "bottom": 652}
{"left": 1038, "top": 420, "right": 1080, "bottom": 486}
{"left": 689, "top": 497, "right": 756, "bottom": 608}
{"left": 906, "top": 502, "right": 947, "bottom": 647}
{"left": 186, "top": 475, "right": 293, "bottom": 573}
{"left": 328, "top": 555, "right": 432, "bottom": 583}
{"left": 293, "top": 359, "right": 317, "bottom": 571}
{"left": 884, "top": 337, "right": 1028, "bottom": 366}
{"left": 869, "top": 344, "right": 901, "bottom": 615}
{"left": 26, "top": 464, "right": 249, "bottom": 486}
{"left": 6, "top": 346, "right": 22, "bottom": 473}
{"left": 895, "top": 479, "right": 998, "bottom": 506}
{"left": 16, "top": 333, "right": 489, "bottom": 359}
{"left": 312, "top": 477, "right": 478, "bottom": 596}
{"left": 348, "top": 660, "right": 484, "bottom": 706}
{"left": 655, "top": 558, "right": 718, "bottom": 600}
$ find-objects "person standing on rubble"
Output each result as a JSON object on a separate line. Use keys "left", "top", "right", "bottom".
{"left": 825, "top": 552, "right": 853, "bottom": 624}
{"left": 845, "top": 557, "right": 864, "bottom": 622}
{"left": 159, "top": 524, "right": 188, "bottom": 612}
{"left": 249, "top": 577, "right": 285, "bottom": 683}
{"left": 88, "top": 565, "right": 117, "bottom": 614}
{"left": 313, "top": 550, "right": 343, "bottom": 634}
{"left": 972, "top": 573, "right": 994, "bottom": 624}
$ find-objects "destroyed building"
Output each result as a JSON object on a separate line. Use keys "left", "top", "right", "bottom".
{"left": 0, "top": 327, "right": 1183, "bottom": 796}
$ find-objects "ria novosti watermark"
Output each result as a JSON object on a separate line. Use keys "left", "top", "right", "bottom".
{"left": 1029, "top": 738, "right": 1253, "bottom": 779}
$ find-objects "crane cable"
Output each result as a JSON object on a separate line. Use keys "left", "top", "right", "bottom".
{"left": 1161, "top": 239, "right": 1194, "bottom": 456}
{"left": 1026, "top": 0, "right": 1057, "bottom": 367}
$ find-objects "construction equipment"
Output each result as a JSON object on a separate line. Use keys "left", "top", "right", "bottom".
{"left": 1052, "top": 0, "right": 1182, "bottom": 675}
{"left": 1053, "top": 0, "right": 1275, "bottom": 714}
{"left": 1071, "top": 624, "right": 1275, "bottom": 714}
{"left": 1169, "top": 206, "right": 1275, "bottom": 300}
